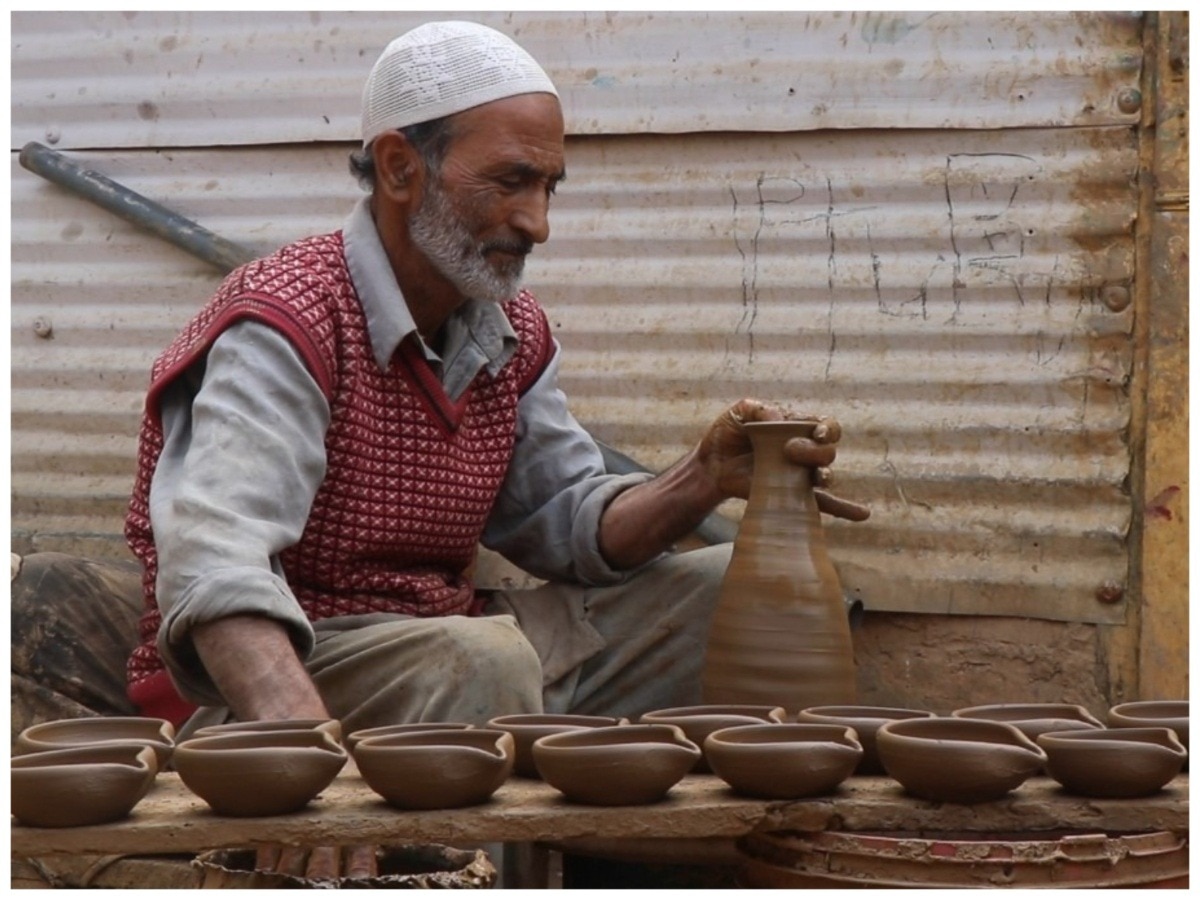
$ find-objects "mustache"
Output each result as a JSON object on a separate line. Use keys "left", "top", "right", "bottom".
{"left": 481, "top": 237, "right": 534, "bottom": 257}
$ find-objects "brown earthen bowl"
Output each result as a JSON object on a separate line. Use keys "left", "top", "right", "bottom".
{"left": 1038, "top": 727, "right": 1187, "bottom": 798}
{"left": 486, "top": 714, "right": 628, "bottom": 778}
{"left": 174, "top": 730, "right": 347, "bottom": 817}
{"left": 345, "top": 722, "right": 473, "bottom": 755}
{"left": 797, "top": 706, "right": 936, "bottom": 775}
{"left": 15, "top": 716, "right": 176, "bottom": 771}
{"left": 1107, "top": 701, "right": 1189, "bottom": 767}
{"left": 192, "top": 718, "right": 343, "bottom": 745}
{"left": 532, "top": 724, "right": 701, "bottom": 805}
{"left": 639, "top": 705, "right": 787, "bottom": 772}
{"left": 951, "top": 704, "right": 1104, "bottom": 741}
{"left": 354, "top": 729, "right": 514, "bottom": 810}
{"left": 12, "top": 742, "right": 158, "bottom": 828}
{"left": 876, "top": 717, "right": 1046, "bottom": 803}
{"left": 705, "top": 724, "right": 863, "bottom": 799}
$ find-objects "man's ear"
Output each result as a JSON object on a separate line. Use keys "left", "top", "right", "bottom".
{"left": 372, "top": 131, "right": 423, "bottom": 207}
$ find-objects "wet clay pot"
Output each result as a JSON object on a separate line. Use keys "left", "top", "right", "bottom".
{"left": 1038, "top": 727, "right": 1187, "bottom": 798}
{"left": 701, "top": 420, "right": 857, "bottom": 717}
{"left": 15, "top": 716, "right": 175, "bottom": 771}
{"left": 950, "top": 703, "right": 1103, "bottom": 741}
{"left": 12, "top": 742, "right": 158, "bottom": 828}
{"left": 486, "top": 714, "right": 628, "bottom": 778}
{"left": 532, "top": 724, "right": 701, "bottom": 806}
{"left": 797, "top": 706, "right": 936, "bottom": 775}
{"left": 639, "top": 705, "right": 787, "bottom": 773}
{"left": 192, "top": 718, "right": 343, "bottom": 745}
{"left": 705, "top": 723, "right": 862, "bottom": 799}
{"left": 346, "top": 722, "right": 473, "bottom": 755}
{"left": 1107, "top": 701, "right": 1189, "bottom": 768}
{"left": 354, "top": 729, "right": 514, "bottom": 810}
{"left": 876, "top": 717, "right": 1046, "bottom": 803}
{"left": 174, "top": 730, "right": 347, "bottom": 817}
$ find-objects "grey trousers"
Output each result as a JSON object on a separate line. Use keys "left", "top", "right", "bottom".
{"left": 10, "top": 547, "right": 732, "bottom": 743}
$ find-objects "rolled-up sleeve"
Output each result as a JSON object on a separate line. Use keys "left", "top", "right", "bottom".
{"left": 482, "top": 344, "right": 654, "bottom": 585}
{"left": 149, "top": 321, "right": 329, "bottom": 705}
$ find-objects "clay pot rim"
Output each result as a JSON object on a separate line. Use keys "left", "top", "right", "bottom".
{"left": 1108, "top": 701, "right": 1189, "bottom": 726}
{"left": 346, "top": 722, "right": 473, "bottom": 749}
{"left": 1037, "top": 726, "right": 1187, "bottom": 755}
{"left": 879, "top": 717, "right": 1047, "bottom": 757}
{"left": 952, "top": 703, "right": 1104, "bottom": 726}
{"left": 193, "top": 718, "right": 341, "bottom": 736}
{"left": 11, "top": 741, "right": 158, "bottom": 772}
{"left": 641, "top": 705, "right": 788, "bottom": 724}
{"left": 800, "top": 705, "right": 936, "bottom": 722}
{"left": 534, "top": 723, "right": 700, "bottom": 754}
{"left": 487, "top": 714, "right": 628, "bottom": 728}
{"left": 354, "top": 728, "right": 512, "bottom": 758}
{"left": 177, "top": 730, "right": 347, "bottom": 756}
{"left": 706, "top": 723, "right": 863, "bottom": 749}
{"left": 18, "top": 716, "right": 175, "bottom": 746}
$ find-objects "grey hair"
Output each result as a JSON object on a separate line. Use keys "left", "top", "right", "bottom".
{"left": 348, "top": 115, "right": 459, "bottom": 191}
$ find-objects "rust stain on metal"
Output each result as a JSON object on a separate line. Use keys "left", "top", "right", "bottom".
{"left": 1143, "top": 484, "right": 1181, "bottom": 521}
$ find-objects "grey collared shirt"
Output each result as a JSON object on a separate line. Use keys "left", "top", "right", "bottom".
{"left": 150, "top": 197, "right": 650, "bottom": 703}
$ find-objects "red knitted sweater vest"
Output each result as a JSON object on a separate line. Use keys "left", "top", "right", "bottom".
{"left": 124, "top": 231, "right": 552, "bottom": 723}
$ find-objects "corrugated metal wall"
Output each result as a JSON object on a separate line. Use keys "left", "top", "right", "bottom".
{"left": 12, "top": 12, "right": 1144, "bottom": 625}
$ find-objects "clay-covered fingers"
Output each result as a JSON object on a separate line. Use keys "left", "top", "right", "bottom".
{"left": 811, "top": 416, "right": 841, "bottom": 445}
{"left": 814, "top": 489, "right": 871, "bottom": 522}
{"left": 783, "top": 437, "right": 837, "bottom": 469}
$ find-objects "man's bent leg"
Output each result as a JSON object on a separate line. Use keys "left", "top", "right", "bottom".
{"left": 493, "top": 544, "right": 732, "bottom": 719}
{"left": 10, "top": 552, "right": 144, "bottom": 743}
{"left": 302, "top": 614, "right": 544, "bottom": 733}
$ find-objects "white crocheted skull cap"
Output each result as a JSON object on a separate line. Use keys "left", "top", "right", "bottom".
{"left": 361, "top": 20, "right": 559, "bottom": 147}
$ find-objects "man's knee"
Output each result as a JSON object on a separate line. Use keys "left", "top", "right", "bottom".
{"left": 313, "top": 614, "right": 544, "bottom": 726}
{"left": 433, "top": 615, "right": 544, "bottom": 688}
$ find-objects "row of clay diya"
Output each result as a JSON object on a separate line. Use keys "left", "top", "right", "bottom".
{"left": 10, "top": 700, "right": 1187, "bottom": 826}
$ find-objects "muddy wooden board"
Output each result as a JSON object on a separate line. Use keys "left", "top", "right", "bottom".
{"left": 12, "top": 771, "right": 1187, "bottom": 858}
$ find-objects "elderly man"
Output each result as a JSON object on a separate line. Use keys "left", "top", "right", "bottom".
{"left": 117, "top": 19, "right": 863, "bottom": 736}
{"left": 13, "top": 19, "right": 865, "bottom": 880}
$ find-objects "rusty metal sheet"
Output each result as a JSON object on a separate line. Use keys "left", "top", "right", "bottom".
{"left": 11, "top": 115, "right": 1137, "bottom": 622}
{"left": 12, "top": 10, "right": 1142, "bottom": 150}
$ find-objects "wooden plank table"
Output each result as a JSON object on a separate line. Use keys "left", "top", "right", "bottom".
{"left": 11, "top": 770, "right": 1188, "bottom": 858}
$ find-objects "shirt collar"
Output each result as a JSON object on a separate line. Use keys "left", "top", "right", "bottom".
{"left": 341, "top": 197, "right": 518, "bottom": 376}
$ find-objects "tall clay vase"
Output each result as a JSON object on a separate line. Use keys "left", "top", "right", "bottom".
{"left": 702, "top": 420, "right": 857, "bottom": 717}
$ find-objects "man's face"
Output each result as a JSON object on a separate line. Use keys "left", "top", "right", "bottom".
{"left": 408, "top": 93, "right": 565, "bottom": 304}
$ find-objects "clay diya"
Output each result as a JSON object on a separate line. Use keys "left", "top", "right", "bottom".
{"left": 174, "top": 730, "right": 347, "bottom": 817}
{"left": 704, "top": 723, "right": 863, "bottom": 799}
{"left": 345, "top": 722, "right": 473, "bottom": 754}
{"left": 486, "top": 714, "right": 628, "bottom": 778}
{"left": 639, "top": 705, "right": 787, "bottom": 772}
{"left": 951, "top": 704, "right": 1104, "bottom": 741}
{"left": 192, "top": 718, "right": 343, "bottom": 745}
{"left": 876, "top": 717, "right": 1046, "bottom": 803}
{"left": 532, "top": 724, "right": 701, "bottom": 805}
{"left": 12, "top": 742, "right": 158, "bottom": 828}
{"left": 1038, "top": 727, "right": 1187, "bottom": 798}
{"left": 15, "top": 716, "right": 175, "bottom": 771}
{"left": 354, "top": 729, "right": 514, "bottom": 810}
{"left": 797, "top": 705, "right": 936, "bottom": 775}
{"left": 1108, "top": 701, "right": 1189, "bottom": 761}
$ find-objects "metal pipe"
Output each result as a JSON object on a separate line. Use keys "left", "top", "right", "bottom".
{"left": 19, "top": 141, "right": 256, "bottom": 273}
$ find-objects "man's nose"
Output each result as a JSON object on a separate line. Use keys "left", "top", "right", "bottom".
{"left": 510, "top": 189, "right": 551, "bottom": 245}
